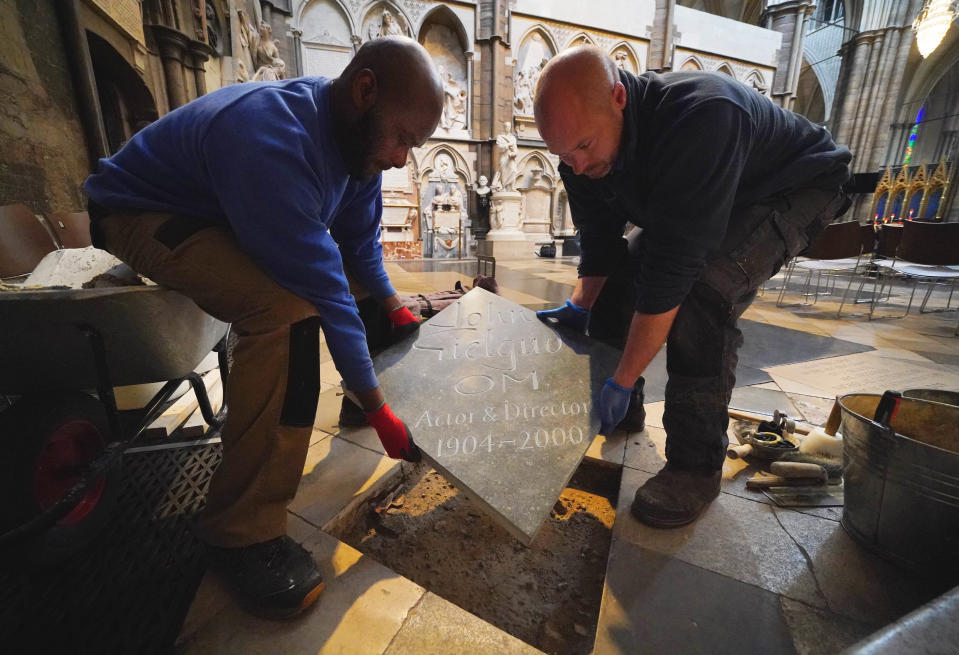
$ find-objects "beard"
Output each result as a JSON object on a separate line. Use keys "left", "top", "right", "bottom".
{"left": 339, "top": 106, "right": 383, "bottom": 179}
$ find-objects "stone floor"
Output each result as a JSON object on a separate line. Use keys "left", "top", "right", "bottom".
{"left": 176, "top": 256, "right": 959, "bottom": 655}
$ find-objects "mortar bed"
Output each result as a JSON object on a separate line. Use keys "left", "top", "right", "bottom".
{"left": 326, "top": 460, "right": 619, "bottom": 655}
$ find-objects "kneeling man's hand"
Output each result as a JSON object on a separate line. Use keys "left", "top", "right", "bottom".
{"left": 536, "top": 300, "right": 589, "bottom": 333}
{"left": 388, "top": 305, "right": 420, "bottom": 341}
{"left": 598, "top": 378, "right": 632, "bottom": 436}
{"left": 366, "top": 402, "right": 422, "bottom": 462}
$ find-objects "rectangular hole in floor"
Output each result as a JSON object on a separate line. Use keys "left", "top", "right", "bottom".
{"left": 326, "top": 459, "right": 620, "bottom": 655}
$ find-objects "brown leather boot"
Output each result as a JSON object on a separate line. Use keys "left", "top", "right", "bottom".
{"left": 631, "top": 464, "right": 721, "bottom": 528}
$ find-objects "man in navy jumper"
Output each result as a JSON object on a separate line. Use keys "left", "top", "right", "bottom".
{"left": 84, "top": 38, "right": 443, "bottom": 618}
{"left": 534, "top": 47, "right": 850, "bottom": 528}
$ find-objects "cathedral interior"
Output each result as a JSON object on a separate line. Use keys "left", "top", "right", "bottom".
{"left": 2, "top": 1, "right": 959, "bottom": 654}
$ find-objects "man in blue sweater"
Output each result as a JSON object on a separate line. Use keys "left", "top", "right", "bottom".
{"left": 84, "top": 38, "right": 443, "bottom": 618}
{"left": 534, "top": 47, "right": 850, "bottom": 528}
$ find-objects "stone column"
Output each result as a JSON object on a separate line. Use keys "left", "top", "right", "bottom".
{"left": 646, "top": 0, "right": 675, "bottom": 73}
{"left": 152, "top": 24, "right": 191, "bottom": 109}
{"left": 291, "top": 28, "right": 303, "bottom": 78}
{"left": 189, "top": 41, "right": 216, "bottom": 97}
{"left": 465, "top": 51, "right": 474, "bottom": 135}
{"left": 833, "top": 31, "right": 876, "bottom": 151}
{"left": 764, "top": 0, "right": 815, "bottom": 110}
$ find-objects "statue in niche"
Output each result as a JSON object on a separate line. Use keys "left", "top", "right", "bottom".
{"left": 435, "top": 153, "right": 455, "bottom": 183}
{"left": 237, "top": 7, "right": 258, "bottom": 70}
{"left": 254, "top": 21, "right": 281, "bottom": 73}
{"left": 448, "top": 184, "right": 464, "bottom": 211}
{"left": 489, "top": 198, "right": 504, "bottom": 231}
{"left": 748, "top": 75, "right": 768, "bottom": 94}
{"left": 614, "top": 51, "right": 630, "bottom": 70}
{"left": 514, "top": 69, "right": 534, "bottom": 115}
{"left": 253, "top": 57, "right": 286, "bottom": 81}
{"left": 491, "top": 122, "right": 519, "bottom": 192}
{"left": 513, "top": 58, "right": 547, "bottom": 116}
{"left": 235, "top": 59, "right": 250, "bottom": 83}
{"left": 440, "top": 71, "right": 467, "bottom": 131}
{"left": 368, "top": 9, "right": 403, "bottom": 41}
{"left": 475, "top": 175, "right": 491, "bottom": 207}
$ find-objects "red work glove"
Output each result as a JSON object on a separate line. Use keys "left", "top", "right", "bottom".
{"left": 388, "top": 305, "right": 420, "bottom": 341}
{"left": 365, "top": 402, "right": 422, "bottom": 462}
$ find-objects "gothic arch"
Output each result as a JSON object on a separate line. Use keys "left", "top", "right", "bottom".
{"left": 716, "top": 62, "right": 735, "bottom": 78}
{"left": 610, "top": 41, "right": 641, "bottom": 74}
{"left": 565, "top": 32, "right": 595, "bottom": 50}
{"left": 360, "top": 1, "right": 414, "bottom": 41}
{"left": 418, "top": 144, "right": 473, "bottom": 184}
{"left": 516, "top": 151, "right": 557, "bottom": 187}
{"left": 680, "top": 55, "right": 703, "bottom": 71}
{"left": 418, "top": 5, "right": 469, "bottom": 52}
{"left": 516, "top": 25, "right": 560, "bottom": 63}
{"left": 294, "top": 0, "right": 356, "bottom": 35}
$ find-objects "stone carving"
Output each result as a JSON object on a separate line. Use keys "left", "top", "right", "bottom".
{"left": 367, "top": 9, "right": 403, "bottom": 41}
{"left": 373, "top": 287, "right": 620, "bottom": 544}
{"left": 475, "top": 175, "right": 490, "bottom": 198}
{"left": 489, "top": 197, "right": 504, "bottom": 231}
{"left": 614, "top": 50, "right": 629, "bottom": 70}
{"left": 237, "top": 7, "right": 258, "bottom": 71}
{"left": 440, "top": 71, "right": 467, "bottom": 131}
{"left": 254, "top": 21, "right": 284, "bottom": 80}
{"left": 253, "top": 58, "right": 286, "bottom": 81}
{"left": 235, "top": 59, "right": 250, "bottom": 83}
{"left": 435, "top": 152, "right": 455, "bottom": 182}
{"left": 513, "top": 58, "right": 547, "bottom": 116}
{"left": 491, "top": 122, "right": 519, "bottom": 192}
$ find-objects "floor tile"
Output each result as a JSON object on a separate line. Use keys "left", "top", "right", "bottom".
{"left": 586, "top": 430, "right": 628, "bottom": 467}
{"left": 179, "top": 531, "right": 425, "bottom": 655}
{"left": 779, "top": 597, "right": 877, "bottom": 655}
{"left": 289, "top": 434, "right": 400, "bottom": 528}
{"left": 314, "top": 386, "right": 344, "bottom": 436}
{"left": 594, "top": 540, "right": 798, "bottom": 655}
{"left": 336, "top": 424, "right": 385, "bottom": 455}
{"left": 614, "top": 467, "right": 828, "bottom": 610}
{"left": 766, "top": 349, "right": 959, "bottom": 398}
{"left": 383, "top": 592, "right": 544, "bottom": 655}
{"left": 729, "top": 385, "right": 801, "bottom": 417}
{"left": 737, "top": 320, "right": 873, "bottom": 369}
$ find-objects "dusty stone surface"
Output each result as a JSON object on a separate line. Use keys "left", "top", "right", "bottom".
{"left": 329, "top": 464, "right": 618, "bottom": 655}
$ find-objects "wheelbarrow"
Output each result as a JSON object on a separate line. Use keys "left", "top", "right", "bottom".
{"left": 0, "top": 285, "right": 229, "bottom": 562}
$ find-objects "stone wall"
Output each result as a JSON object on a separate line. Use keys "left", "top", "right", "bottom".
{"left": 0, "top": 0, "right": 90, "bottom": 214}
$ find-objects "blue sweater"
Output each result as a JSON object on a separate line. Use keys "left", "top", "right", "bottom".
{"left": 84, "top": 77, "right": 395, "bottom": 392}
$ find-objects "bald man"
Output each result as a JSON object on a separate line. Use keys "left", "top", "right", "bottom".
{"left": 84, "top": 37, "right": 443, "bottom": 618}
{"left": 534, "top": 47, "right": 850, "bottom": 528}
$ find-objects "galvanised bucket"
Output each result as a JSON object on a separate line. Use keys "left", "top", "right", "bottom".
{"left": 839, "top": 393, "right": 959, "bottom": 576}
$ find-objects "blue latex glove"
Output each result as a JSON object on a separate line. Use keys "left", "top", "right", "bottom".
{"left": 536, "top": 300, "right": 589, "bottom": 333}
{"left": 598, "top": 378, "right": 632, "bottom": 436}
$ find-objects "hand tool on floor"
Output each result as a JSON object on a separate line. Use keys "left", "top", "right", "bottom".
{"left": 726, "top": 410, "right": 799, "bottom": 460}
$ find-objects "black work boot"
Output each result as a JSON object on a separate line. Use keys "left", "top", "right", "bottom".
{"left": 206, "top": 536, "right": 325, "bottom": 619}
{"left": 616, "top": 378, "right": 646, "bottom": 433}
{"left": 631, "top": 463, "right": 721, "bottom": 528}
{"left": 338, "top": 395, "right": 368, "bottom": 427}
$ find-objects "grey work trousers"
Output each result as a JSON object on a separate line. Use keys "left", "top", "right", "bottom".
{"left": 588, "top": 186, "right": 850, "bottom": 471}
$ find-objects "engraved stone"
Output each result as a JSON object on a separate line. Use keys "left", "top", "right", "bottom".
{"left": 375, "top": 288, "right": 620, "bottom": 544}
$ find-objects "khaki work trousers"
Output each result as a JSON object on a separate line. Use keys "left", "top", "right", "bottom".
{"left": 100, "top": 212, "right": 321, "bottom": 547}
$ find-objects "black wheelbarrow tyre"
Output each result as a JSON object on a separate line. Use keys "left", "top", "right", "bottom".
{"left": 1, "top": 392, "right": 120, "bottom": 565}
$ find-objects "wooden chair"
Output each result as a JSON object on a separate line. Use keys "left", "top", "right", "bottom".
{"left": 46, "top": 211, "right": 92, "bottom": 249}
{"left": 0, "top": 204, "right": 60, "bottom": 278}
{"left": 777, "top": 221, "right": 865, "bottom": 308}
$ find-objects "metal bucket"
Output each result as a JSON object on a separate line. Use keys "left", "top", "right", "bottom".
{"left": 903, "top": 388, "right": 959, "bottom": 408}
{"left": 839, "top": 393, "right": 959, "bottom": 575}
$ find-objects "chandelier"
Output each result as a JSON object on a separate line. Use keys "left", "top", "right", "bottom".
{"left": 913, "top": 0, "right": 957, "bottom": 58}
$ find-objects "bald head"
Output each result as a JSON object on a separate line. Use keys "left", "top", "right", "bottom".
{"left": 331, "top": 37, "right": 443, "bottom": 177}
{"left": 533, "top": 45, "right": 626, "bottom": 178}
{"left": 340, "top": 36, "right": 443, "bottom": 116}
{"left": 535, "top": 45, "right": 619, "bottom": 129}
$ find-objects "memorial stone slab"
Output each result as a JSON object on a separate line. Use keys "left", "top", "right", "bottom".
{"left": 374, "top": 288, "right": 620, "bottom": 544}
